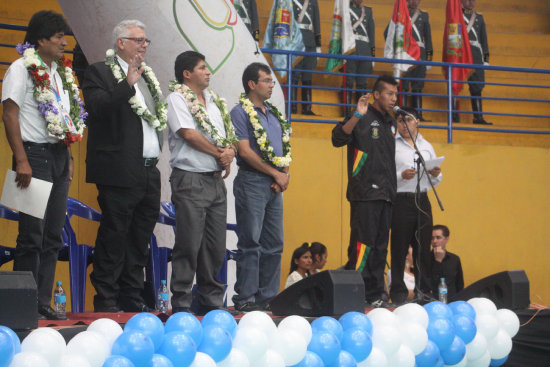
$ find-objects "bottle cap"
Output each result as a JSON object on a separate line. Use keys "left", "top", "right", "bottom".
{"left": 440, "top": 278, "right": 445, "bottom": 282}
{"left": 161, "top": 280, "right": 166, "bottom": 284}
{"left": 56, "top": 281, "right": 62, "bottom": 286}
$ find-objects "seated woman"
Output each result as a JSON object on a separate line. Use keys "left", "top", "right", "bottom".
{"left": 309, "top": 242, "right": 328, "bottom": 274}
{"left": 285, "top": 243, "right": 313, "bottom": 288}
{"left": 386, "top": 245, "right": 416, "bottom": 301}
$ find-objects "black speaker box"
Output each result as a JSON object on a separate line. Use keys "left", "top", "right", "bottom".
{"left": 270, "top": 270, "right": 365, "bottom": 317}
{"left": 0, "top": 271, "right": 38, "bottom": 330}
{"left": 452, "top": 270, "right": 530, "bottom": 310}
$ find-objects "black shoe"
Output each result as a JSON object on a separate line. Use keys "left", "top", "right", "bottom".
{"left": 473, "top": 118, "right": 493, "bottom": 125}
{"left": 120, "top": 299, "right": 154, "bottom": 313}
{"left": 94, "top": 305, "right": 124, "bottom": 313}
{"left": 172, "top": 306, "right": 193, "bottom": 314}
{"left": 38, "top": 305, "right": 68, "bottom": 320}
{"left": 234, "top": 302, "right": 262, "bottom": 312}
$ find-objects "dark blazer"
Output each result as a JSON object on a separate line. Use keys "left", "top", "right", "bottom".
{"left": 82, "top": 61, "right": 161, "bottom": 188}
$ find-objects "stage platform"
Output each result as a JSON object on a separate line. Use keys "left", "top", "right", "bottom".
{"left": 11, "top": 307, "right": 550, "bottom": 367}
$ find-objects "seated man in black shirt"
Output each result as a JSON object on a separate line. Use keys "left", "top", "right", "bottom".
{"left": 430, "top": 224, "right": 464, "bottom": 300}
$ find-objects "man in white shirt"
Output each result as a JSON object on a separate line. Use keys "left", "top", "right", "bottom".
{"left": 166, "top": 51, "right": 236, "bottom": 315}
{"left": 82, "top": 19, "right": 164, "bottom": 313}
{"left": 2, "top": 10, "right": 75, "bottom": 320}
{"left": 390, "top": 106, "right": 442, "bottom": 305}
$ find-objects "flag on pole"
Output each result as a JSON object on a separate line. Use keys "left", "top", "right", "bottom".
{"left": 325, "top": 0, "right": 355, "bottom": 72}
{"left": 384, "top": 0, "right": 421, "bottom": 78}
{"left": 263, "top": 0, "right": 305, "bottom": 80}
{"left": 442, "top": 0, "right": 473, "bottom": 95}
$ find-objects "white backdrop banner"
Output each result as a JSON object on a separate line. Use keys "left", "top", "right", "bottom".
{"left": 56, "top": 0, "right": 285, "bottom": 304}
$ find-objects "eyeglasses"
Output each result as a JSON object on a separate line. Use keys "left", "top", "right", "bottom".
{"left": 121, "top": 37, "right": 152, "bottom": 46}
{"left": 259, "top": 78, "right": 276, "bottom": 85}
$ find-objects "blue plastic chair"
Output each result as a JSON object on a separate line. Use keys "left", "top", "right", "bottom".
{"left": 0, "top": 204, "right": 19, "bottom": 266}
{"left": 147, "top": 209, "right": 175, "bottom": 302}
{"left": 62, "top": 197, "right": 100, "bottom": 312}
{"left": 0, "top": 201, "right": 90, "bottom": 313}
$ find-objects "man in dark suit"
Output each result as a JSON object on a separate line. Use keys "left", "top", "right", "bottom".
{"left": 82, "top": 19, "right": 165, "bottom": 312}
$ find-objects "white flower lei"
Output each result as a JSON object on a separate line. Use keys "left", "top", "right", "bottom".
{"left": 18, "top": 44, "right": 87, "bottom": 144}
{"left": 168, "top": 81, "right": 238, "bottom": 147}
{"left": 105, "top": 49, "right": 167, "bottom": 131}
{"left": 238, "top": 93, "right": 291, "bottom": 168}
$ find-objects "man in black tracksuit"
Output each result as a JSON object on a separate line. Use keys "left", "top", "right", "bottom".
{"left": 332, "top": 75, "right": 398, "bottom": 307}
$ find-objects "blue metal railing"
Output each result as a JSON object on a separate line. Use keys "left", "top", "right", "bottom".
{"left": 2, "top": 22, "right": 549, "bottom": 143}
{"left": 262, "top": 48, "right": 550, "bottom": 143}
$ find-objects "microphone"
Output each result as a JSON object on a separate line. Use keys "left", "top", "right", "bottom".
{"left": 392, "top": 106, "right": 411, "bottom": 116}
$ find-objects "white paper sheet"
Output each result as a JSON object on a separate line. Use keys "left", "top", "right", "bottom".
{"left": 425, "top": 156, "right": 445, "bottom": 171}
{"left": 1, "top": 169, "right": 53, "bottom": 219}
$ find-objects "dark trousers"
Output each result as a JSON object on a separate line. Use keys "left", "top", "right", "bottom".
{"left": 345, "top": 200, "right": 392, "bottom": 301}
{"left": 468, "top": 67, "right": 485, "bottom": 95}
{"left": 390, "top": 193, "right": 433, "bottom": 303}
{"left": 345, "top": 53, "right": 373, "bottom": 92}
{"left": 292, "top": 45, "right": 317, "bottom": 84}
{"left": 13, "top": 142, "right": 70, "bottom": 307}
{"left": 90, "top": 166, "right": 160, "bottom": 309}
{"left": 169, "top": 169, "right": 227, "bottom": 309}
{"left": 402, "top": 65, "right": 427, "bottom": 92}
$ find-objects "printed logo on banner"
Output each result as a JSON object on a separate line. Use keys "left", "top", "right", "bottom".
{"left": 172, "top": 0, "right": 237, "bottom": 74}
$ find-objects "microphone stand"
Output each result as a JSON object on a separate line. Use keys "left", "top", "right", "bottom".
{"left": 401, "top": 112, "right": 444, "bottom": 303}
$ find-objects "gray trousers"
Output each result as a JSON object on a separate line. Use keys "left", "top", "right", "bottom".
{"left": 170, "top": 169, "right": 227, "bottom": 308}
{"left": 13, "top": 142, "right": 70, "bottom": 306}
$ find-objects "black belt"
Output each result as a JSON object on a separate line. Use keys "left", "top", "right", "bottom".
{"left": 143, "top": 158, "right": 158, "bottom": 167}
{"left": 23, "top": 141, "right": 64, "bottom": 148}
{"left": 196, "top": 171, "right": 222, "bottom": 177}
{"left": 397, "top": 192, "right": 428, "bottom": 198}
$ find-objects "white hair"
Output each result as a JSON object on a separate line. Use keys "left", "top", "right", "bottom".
{"left": 112, "top": 19, "right": 146, "bottom": 50}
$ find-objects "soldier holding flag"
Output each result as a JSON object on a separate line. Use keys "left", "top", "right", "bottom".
{"left": 402, "top": 0, "right": 433, "bottom": 122}
{"left": 234, "top": 0, "right": 260, "bottom": 43}
{"left": 291, "top": 0, "right": 322, "bottom": 115}
{"left": 462, "top": 0, "right": 492, "bottom": 125}
{"left": 345, "top": 0, "right": 376, "bottom": 117}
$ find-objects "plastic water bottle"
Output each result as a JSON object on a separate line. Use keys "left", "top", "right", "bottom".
{"left": 53, "top": 281, "right": 66, "bottom": 315}
{"left": 158, "top": 280, "right": 169, "bottom": 313}
{"left": 438, "top": 277, "right": 448, "bottom": 304}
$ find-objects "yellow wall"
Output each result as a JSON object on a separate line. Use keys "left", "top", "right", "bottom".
{"left": 1, "top": 0, "right": 549, "bottom": 310}
{"left": 282, "top": 123, "right": 550, "bottom": 305}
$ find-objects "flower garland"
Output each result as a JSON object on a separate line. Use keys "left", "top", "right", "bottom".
{"left": 168, "top": 81, "right": 238, "bottom": 148}
{"left": 17, "top": 43, "right": 87, "bottom": 145}
{"left": 238, "top": 93, "right": 291, "bottom": 168}
{"left": 105, "top": 49, "right": 167, "bottom": 131}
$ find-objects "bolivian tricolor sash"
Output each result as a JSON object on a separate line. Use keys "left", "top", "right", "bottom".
{"left": 352, "top": 148, "right": 367, "bottom": 177}
{"left": 355, "top": 241, "right": 370, "bottom": 272}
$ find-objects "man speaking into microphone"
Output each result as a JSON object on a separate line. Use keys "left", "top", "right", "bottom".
{"left": 390, "top": 106, "right": 442, "bottom": 305}
{"left": 332, "top": 75, "right": 398, "bottom": 308}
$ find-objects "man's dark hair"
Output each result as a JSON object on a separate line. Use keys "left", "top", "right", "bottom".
{"left": 433, "top": 224, "right": 450, "bottom": 238}
{"left": 174, "top": 51, "right": 205, "bottom": 83}
{"left": 373, "top": 74, "right": 398, "bottom": 94}
{"left": 398, "top": 106, "right": 419, "bottom": 119}
{"left": 24, "top": 10, "right": 70, "bottom": 48}
{"left": 242, "top": 62, "right": 272, "bottom": 94}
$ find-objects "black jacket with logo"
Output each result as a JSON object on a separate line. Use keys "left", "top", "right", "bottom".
{"left": 332, "top": 107, "right": 397, "bottom": 202}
